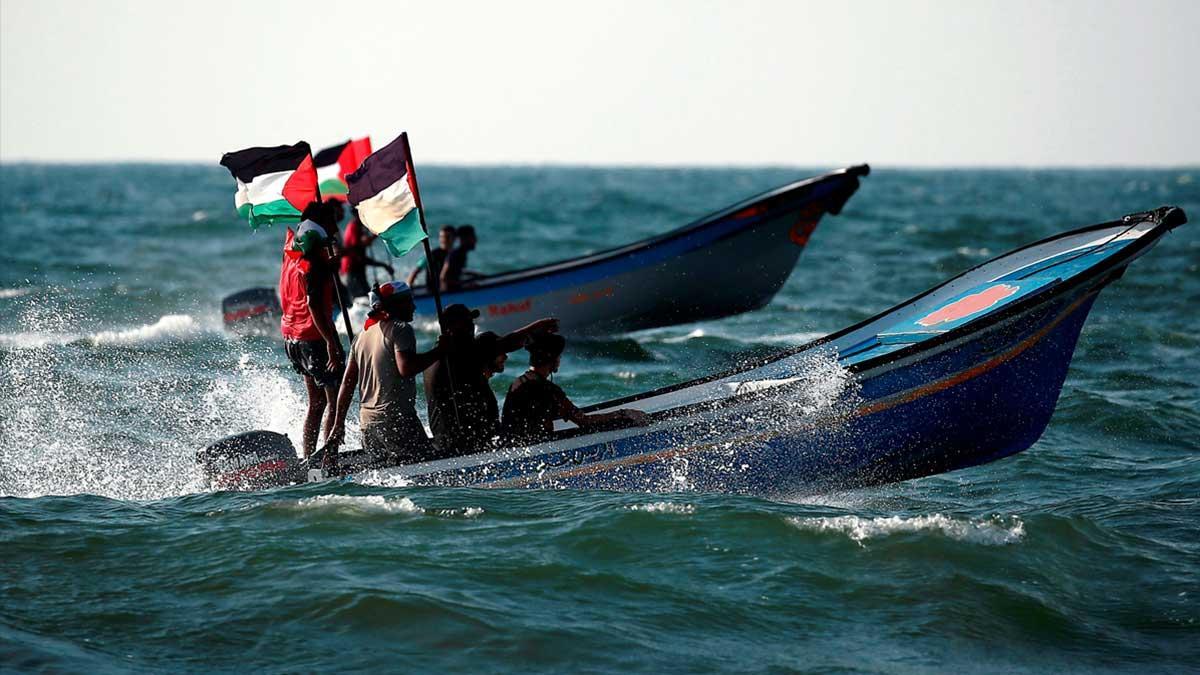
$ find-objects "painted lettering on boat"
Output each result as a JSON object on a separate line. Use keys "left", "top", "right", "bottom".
{"left": 488, "top": 299, "right": 532, "bottom": 317}
{"left": 917, "top": 284, "right": 1020, "bottom": 327}
{"left": 569, "top": 287, "right": 615, "bottom": 305}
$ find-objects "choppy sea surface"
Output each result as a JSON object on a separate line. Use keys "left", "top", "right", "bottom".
{"left": 1, "top": 165, "right": 1197, "bottom": 673}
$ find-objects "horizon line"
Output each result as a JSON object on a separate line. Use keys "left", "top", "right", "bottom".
{"left": 1, "top": 158, "right": 1197, "bottom": 171}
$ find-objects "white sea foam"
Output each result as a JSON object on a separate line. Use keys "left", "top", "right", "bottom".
{"left": 288, "top": 496, "right": 484, "bottom": 519}
{"left": 0, "top": 287, "right": 32, "bottom": 299}
{"left": 436, "top": 506, "right": 485, "bottom": 518}
{"left": 788, "top": 513, "right": 1025, "bottom": 546}
{"left": 88, "top": 314, "right": 202, "bottom": 346}
{"left": 628, "top": 502, "right": 696, "bottom": 514}
{"left": 638, "top": 327, "right": 825, "bottom": 347}
{"left": 290, "top": 494, "right": 424, "bottom": 514}
{"left": 1, "top": 314, "right": 216, "bottom": 349}
{"left": 354, "top": 470, "right": 413, "bottom": 488}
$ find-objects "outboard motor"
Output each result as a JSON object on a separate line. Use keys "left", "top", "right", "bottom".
{"left": 221, "top": 287, "right": 282, "bottom": 335}
{"left": 197, "top": 431, "right": 302, "bottom": 491}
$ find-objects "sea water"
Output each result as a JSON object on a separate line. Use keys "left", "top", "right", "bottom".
{"left": 1, "top": 165, "right": 1197, "bottom": 672}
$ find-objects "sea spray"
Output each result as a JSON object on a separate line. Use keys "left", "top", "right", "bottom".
{"left": 0, "top": 296, "right": 333, "bottom": 499}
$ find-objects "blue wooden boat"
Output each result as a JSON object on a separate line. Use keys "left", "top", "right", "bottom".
{"left": 199, "top": 206, "right": 1185, "bottom": 496}
{"left": 221, "top": 165, "right": 870, "bottom": 337}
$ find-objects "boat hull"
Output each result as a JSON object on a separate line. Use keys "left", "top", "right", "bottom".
{"left": 199, "top": 207, "right": 1184, "bottom": 497}
{"left": 221, "top": 166, "right": 868, "bottom": 337}
{"left": 388, "top": 284, "right": 1098, "bottom": 496}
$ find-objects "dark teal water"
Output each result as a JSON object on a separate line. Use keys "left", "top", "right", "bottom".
{"left": 1, "top": 165, "right": 1198, "bottom": 673}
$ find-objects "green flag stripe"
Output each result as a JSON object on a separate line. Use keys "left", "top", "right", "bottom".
{"left": 378, "top": 209, "right": 427, "bottom": 256}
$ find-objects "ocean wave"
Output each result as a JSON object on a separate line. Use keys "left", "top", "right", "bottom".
{"left": 0, "top": 287, "right": 33, "bottom": 299}
{"left": 282, "top": 495, "right": 484, "bottom": 519}
{"left": 788, "top": 513, "right": 1026, "bottom": 546}
{"left": 638, "top": 327, "right": 826, "bottom": 346}
{"left": 0, "top": 314, "right": 214, "bottom": 349}
{"left": 628, "top": 501, "right": 696, "bottom": 514}
{"left": 87, "top": 314, "right": 203, "bottom": 346}
{"left": 288, "top": 494, "right": 425, "bottom": 514}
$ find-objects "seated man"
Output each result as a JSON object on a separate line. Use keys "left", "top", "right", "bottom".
{"left": 474, "top": 332, "right": 507, "bottom": 380}
{"left": 440, "top": 225, "right": 476, "bottom": 292}
{"left": 425, "top": 304, "right": 557, "bottom": 456}
{"left": 329, "top": 281, "right": 443, "bottom": 467}
{"left": 406, "top": 224, "right": 456, "bottom": 290}
{"left": 502, "top": 334, "right": 650, "bottom": 447}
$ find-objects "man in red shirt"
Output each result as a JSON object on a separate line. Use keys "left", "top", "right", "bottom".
{"left": 280, "top": 201, "right": 345, "bottom": 459}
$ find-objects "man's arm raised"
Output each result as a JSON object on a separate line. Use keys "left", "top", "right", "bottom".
{"left": 499, "top": 317, "right": 559, "bottom": 353}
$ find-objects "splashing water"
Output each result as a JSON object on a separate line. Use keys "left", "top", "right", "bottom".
{"left": 0, "top": 297, "right": 325, "bottom": 500}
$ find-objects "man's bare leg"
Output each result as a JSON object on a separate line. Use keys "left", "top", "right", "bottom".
{"left": 321, "top": 383, "right": 339, "bottom": 446}
{"left": 302, "top": 376, "right": 327, "bottom": 458}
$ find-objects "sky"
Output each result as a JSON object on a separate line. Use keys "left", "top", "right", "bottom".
{"left": 1, "top": 0, "right": 1197, "bottom": 166}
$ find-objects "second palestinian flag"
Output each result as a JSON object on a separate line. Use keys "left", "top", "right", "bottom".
{"left": 220, "top": 142, "right": 318, "bottom": 228}
{"left": 346, "top": 133, "right": 427, "bottom": 256}
{"left": 314, "top": 137, "right": 372, "bottom": 201}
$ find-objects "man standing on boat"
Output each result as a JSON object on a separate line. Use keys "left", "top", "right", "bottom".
{"left": 406, "top": 224, "right": 456, "bottom": 290}
{"left": 280, "top": 201, "right": 344, "bottom": 460}
{"left": 328, "top": 281, "right": 442, "bottom": 466}
{"left": 425, "top": 304, "right": 558, "bottom": 456}
{"left": 501, "top": 333, "right": 649, "bottom": 446}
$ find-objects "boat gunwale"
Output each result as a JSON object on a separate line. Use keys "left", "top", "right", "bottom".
{"left": 575, "top": 206, "right": 1185, "bottom": 415}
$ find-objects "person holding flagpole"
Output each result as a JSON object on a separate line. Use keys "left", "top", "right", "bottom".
{"left": 328, "top": 280, "right": 442, "bottom": 467}
{"left": 278, "top": 201, "right": 346, "bottom": 460}
{"left": 220, "top": 142, "right": 350, "bottom": 461}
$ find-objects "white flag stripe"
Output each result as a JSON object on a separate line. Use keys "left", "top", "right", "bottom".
{"left": 316, "top": 163, "right": 341, "bottom": 184}
{"left": 355, "top": 174, "right": 417, "bottom": 235}
{"left": 234, "top": 179, "right": 249, "bottom": 210}
{"left": 244, "top": 169, "right": 294, "bottom": 205}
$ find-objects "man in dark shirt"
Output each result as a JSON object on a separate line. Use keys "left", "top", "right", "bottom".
{"left": 502, "top": 334, "right": 649, "bottom": 447}
{"left": 406, "top": 224, "right": 456, "bottom": 290}
{"left": 441, "top": 225, "right": 476, "bottom": 292}
{"left": 424, "top": 304, "right": 557, "bottom": 456}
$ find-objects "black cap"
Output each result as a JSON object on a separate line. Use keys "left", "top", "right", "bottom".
{"left": 443, "top": 304, "right": 480, "bottom": 323}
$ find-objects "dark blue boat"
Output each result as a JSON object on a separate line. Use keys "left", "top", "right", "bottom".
{"left": 222, "top": 166, "right": 869, "bottom": 337}
{"left": 200, "top": 207, "right": 1185, "bottom": 496}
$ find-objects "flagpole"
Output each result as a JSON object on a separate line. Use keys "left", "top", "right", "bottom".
{"left": 315, "top": 185, "right": 355, "bottom": 341}
{"left": 400, "top": 132, "right": 462, "bottom": 427}
{"left": 399, "top": 133, "right": 446, "bottom": 321}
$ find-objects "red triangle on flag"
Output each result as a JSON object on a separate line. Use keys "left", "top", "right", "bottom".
{"left": 282, "top": 154, "right": 318, "bottom": 211}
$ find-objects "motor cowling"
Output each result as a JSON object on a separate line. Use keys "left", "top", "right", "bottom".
{"left": 197, "top": 431, "right": 301, "bottom": 491}
{"left": 221, "top": 287, "right": 282, "bottom": 336}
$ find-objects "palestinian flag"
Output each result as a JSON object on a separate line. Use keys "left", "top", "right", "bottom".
{"left": 313, "top": 137, "right": 372, "bottom": 201}
{"left": 346, "top": 133, "right": 427, "bottom": 256}
{"left": 219, "top": 142, "right": 318, "bottom": 228}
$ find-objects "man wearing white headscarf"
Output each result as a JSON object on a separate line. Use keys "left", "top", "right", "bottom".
{"left": 329, "top": 280, "right": 442, "bottom": 467}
